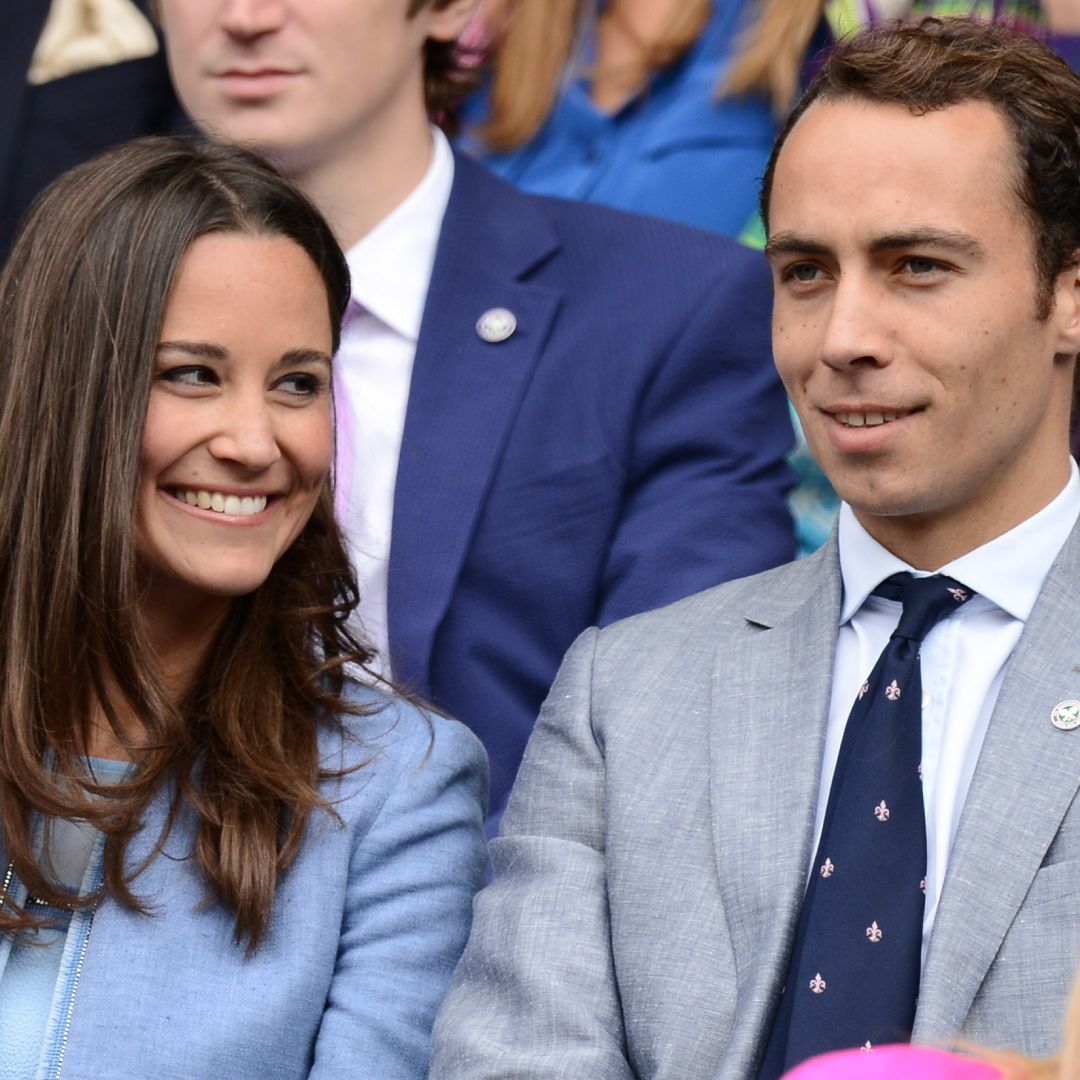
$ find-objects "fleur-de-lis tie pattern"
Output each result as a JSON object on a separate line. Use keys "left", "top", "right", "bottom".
{"left": 757, "top": 573, "right": 975, "bottom": 1079}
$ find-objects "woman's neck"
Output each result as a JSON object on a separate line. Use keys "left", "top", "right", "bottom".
{"left": 592, "top": 0, "right": 689, "bottom": 112}
{"left": 86, "top": 589, "right": 232, "bottom": 760}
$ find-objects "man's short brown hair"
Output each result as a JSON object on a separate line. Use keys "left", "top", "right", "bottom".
{"left": 760, "top": 18, "right": 1080, "bottom": 315}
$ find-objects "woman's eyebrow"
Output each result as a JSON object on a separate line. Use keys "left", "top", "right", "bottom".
{"left": 156, "top": 342, "right": 332, "bottom": 367}
{"left": 280, "top": 348, "right": 333, "bottom": 368}
{"left": 156, "top": 339, "right": 228, "bottom": 360}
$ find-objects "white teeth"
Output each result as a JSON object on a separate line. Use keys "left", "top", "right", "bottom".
{"left": 837, "top": 411, "right": 905, "bottom": 428}
{"left": 174, "top": 490, "right": 269, "bottom": 516}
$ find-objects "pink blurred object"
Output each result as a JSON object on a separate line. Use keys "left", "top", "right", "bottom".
{"left": 458, "top": 2, "right": 493, "bottom": 52}
{"left": 783, "top": 1044, "right": 1003, "bottom": 1079}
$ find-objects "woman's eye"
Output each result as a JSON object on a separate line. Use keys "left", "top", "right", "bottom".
{"left": 276, "top": 372, "right": 325, "bottom": 398}
{"left": 158, "top": 365, "right": 217, "bottom": 387}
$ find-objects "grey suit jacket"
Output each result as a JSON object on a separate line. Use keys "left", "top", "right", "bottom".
{"left": 430, "top": 524, "right": 1080, "bottom": 1078}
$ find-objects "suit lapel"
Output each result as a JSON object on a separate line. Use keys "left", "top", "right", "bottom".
{"left": 387, "top": 156, "right": 561, "bottom": 692}
{"left": 710, "top": 542, "right": 842, "bottom": 1077}
{"left": 0, "top": 3, "right": 50, "bottom": 211}
{"left": 915, "top": 525, "right": 1080, "bottom": 1041}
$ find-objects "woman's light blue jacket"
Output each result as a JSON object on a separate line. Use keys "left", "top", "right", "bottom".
{"left": 0, "top": 686, "right": 489, "bottom": 1080}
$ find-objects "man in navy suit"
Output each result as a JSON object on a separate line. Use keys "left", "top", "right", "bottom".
{"left": 157, "top": 0, "right": 795, "bottom": 829}
{"left": 2, "top": 0, "right": 183, "bottom": 263}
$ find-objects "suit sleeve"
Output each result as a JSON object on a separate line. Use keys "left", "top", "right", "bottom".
{"left": 595, "top": 243, "right": 795, "bottom": 627}
{"left": 308, "top": 713, "right": 489, "bottom": 1080}
{"left": 430, "top": 629, "right": 635, "bottom": 1079}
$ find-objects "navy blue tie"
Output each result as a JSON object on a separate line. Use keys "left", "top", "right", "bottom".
{"left": 757, "top": 573, "right": 975, "bottom": 1078}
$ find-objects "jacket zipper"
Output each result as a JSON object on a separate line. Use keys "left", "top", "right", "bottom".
{"left": 37, "top": 834, "right": 105, "bottom": 1080}
{"left": 1, "top": 861, "right": 92, "bottom": 1078}
{"left": 51, "top": 907, "right": 95, "bottom": 1079}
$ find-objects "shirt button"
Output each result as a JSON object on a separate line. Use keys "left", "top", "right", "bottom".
{"left": 922, "top": 692, "right": 930, "bottom": 710}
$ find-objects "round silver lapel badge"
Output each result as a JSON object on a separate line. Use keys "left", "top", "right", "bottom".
{"left": 1051, "top": 699, "right": 1080, "bottom": 731}
{"left": 476, "top": 307, "right": 517, "bottom": 343}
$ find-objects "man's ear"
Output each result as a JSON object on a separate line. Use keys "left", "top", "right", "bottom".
{"left": 1053, "top": 255, "right": 1080, "bottom": 356}
{"left": 427, "top": 0, "right": 481, "bottom": 43}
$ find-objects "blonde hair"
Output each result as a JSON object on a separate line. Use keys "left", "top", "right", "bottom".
{"left": 723, "top": 0, "right": 827, "bottom": 116}
{"left": 477, "top": 0, "right": 710, "bottom": 152}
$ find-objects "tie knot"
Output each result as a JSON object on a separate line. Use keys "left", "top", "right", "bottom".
{"left": 874, "top": 572, "right": 975, "bottom": 643}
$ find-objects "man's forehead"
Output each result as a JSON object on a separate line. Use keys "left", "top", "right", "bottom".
{"left": 767, "top": 97, "right": 1023, "bottom": 242}
{"left": 779, "top": 95, "right": 1012, "bottom": 164}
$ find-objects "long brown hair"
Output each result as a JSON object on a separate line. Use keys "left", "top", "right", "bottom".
{"left": 476, "top": 0, "right": 710, "bottom": 152}
{"left": 0, "top": 136, "right": 376, "bottom": 951}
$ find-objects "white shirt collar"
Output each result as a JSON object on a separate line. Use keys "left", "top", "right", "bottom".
{"left": 838, "top": 459, "right": 1080, "bottom": 625}
{"left": 344, "top": 126, "right": 455, "bottom": 342}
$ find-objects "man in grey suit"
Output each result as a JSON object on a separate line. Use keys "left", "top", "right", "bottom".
{"left": 431, "top": 18, "right": 1080, "bottom": 1079}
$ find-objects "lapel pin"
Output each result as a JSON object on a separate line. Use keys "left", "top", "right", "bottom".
{"left": 1051, "top": 699, "right": 1080, "bottom": 731}
{"left": 476, "top": 307, "right": 517, "bottom": 343}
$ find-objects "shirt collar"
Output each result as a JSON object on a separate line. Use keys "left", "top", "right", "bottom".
{"left": 344, "top": 126, "right": 455, "bottom": 342}
{"left": 838, "top": 459, "right": 1080, "bottom": 625}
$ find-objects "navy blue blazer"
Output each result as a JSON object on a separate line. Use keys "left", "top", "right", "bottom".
{"left": 386, "top": 154, "right": 795, "bottom": 827}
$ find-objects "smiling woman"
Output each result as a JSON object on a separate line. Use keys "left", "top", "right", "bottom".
{"left": 139, "top": 231, "right": 335, "bottom": 611}
{"left": 0, "top": 137, "right": 487, "bottom": 1079}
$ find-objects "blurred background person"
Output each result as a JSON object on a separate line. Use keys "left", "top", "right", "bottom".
{"left": 1, "top": 0, "right": 186, "bottom": 264}
{"left": 465, "top": 0, "right": 1080, "bottom": 238}
{"left": 158, "top": 0, "right": 797, "bottom": 833}
{"left": 0, "top": 136, "right": 486, "bottom": 1078}
{"left": 460, "top": 0, "right": 810, "bottom": 238}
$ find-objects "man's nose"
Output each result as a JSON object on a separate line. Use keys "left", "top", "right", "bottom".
{"left": 820, "top": 275, "right": 891, "bottom": 372}
{"left": 219, "top": 0, "right": 288, "bottom": 41}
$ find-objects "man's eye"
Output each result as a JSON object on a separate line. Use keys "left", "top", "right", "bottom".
{"left": 786, "top": 263, "right": 820, "bottom": 283}
{"left": 902, "top": 257, "right": 941, "bottom": 275}
{"left": 159, "top": 366, "right": 216, "bottom": 386}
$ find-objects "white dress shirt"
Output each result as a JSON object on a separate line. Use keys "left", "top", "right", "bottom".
{"left": 333, "top": 128, "right": 455, "bottom": 674}
{"left": 815, "top": 461, "right": 1080, "bottom": 968}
